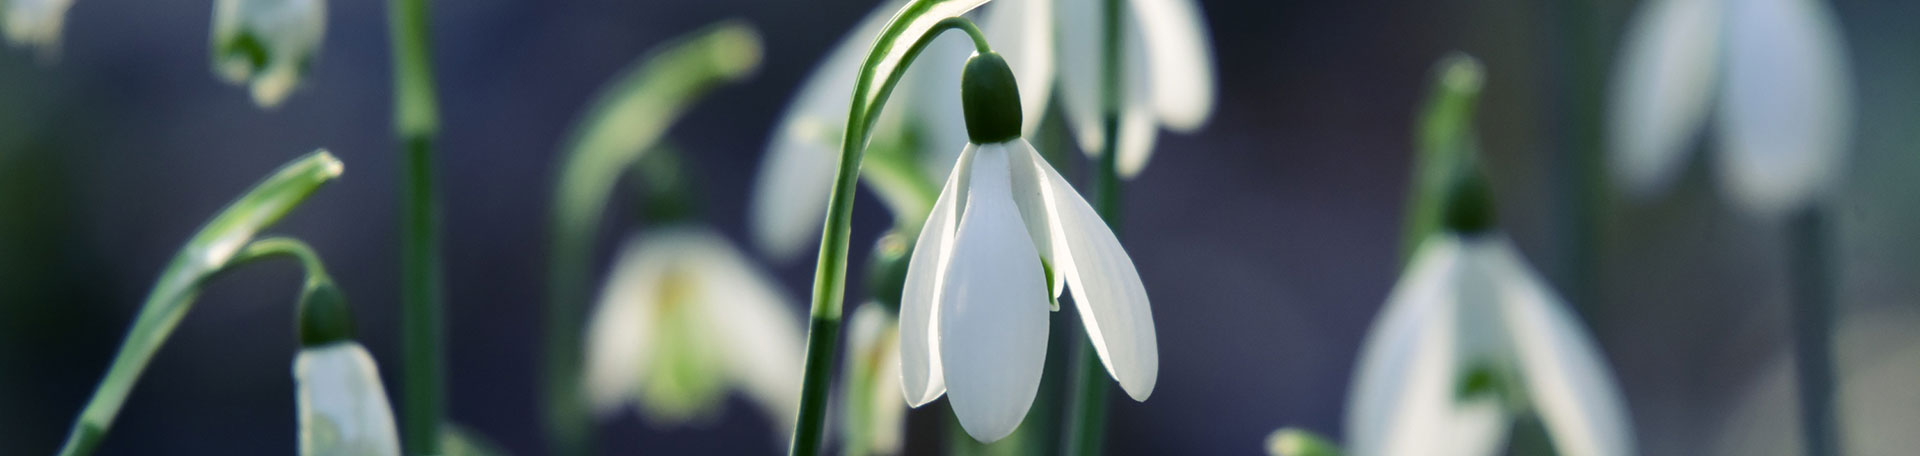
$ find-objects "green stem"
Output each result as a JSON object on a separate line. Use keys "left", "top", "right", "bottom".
{"left": 387, "top": 0, "right": 444, "bottom": 453}
{"left": 231, "top": 237, "right": 331, "bottom": 282}
{"left": 56, "top": 151, "right": 343, "bottom": 456}
{"left": 1548, "top": 0, "right": 1606, "bottom": 318}
{"left": 1789, "top": 206, "right": 1839, "bottom": 456}
{"left": 1064, "top": 0, "right": 1124, "bottom": 453}
{"left": 790, "top": 7, "right": 992, "bottom": 455}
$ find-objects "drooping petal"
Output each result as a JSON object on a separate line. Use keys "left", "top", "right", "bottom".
{"left": 751, "top": 1, "right": 903, "bottom": 261}
{"left": 1029, "top": 140, "right": 1157, "bottom": 400}
{"left": 982, "top": 0, "right": 1056, "bottom": 136}
{"left": 1478, "top": 239, "right": 1637, "bottom": 456}
{"left": 1129, "top": 0, "right": 1215, "bottom": 131}
{"left": 296, "top": 342, "right": 402, "bottom": 456}
{"left": 1003, "top": 140, "right": 1067, "bottom": 299}
{"left": 1, "top": 0, "right": 74, "bottom": 55}
{"left": 899, "top": 144, "right": 978, "bottom": 406}
{"left": 211, "top": 0, "right": 328, "bottom": 107}
{"left": 582, "top": 236, "right": 669, "bottom": 416}
{"left": 1606, "top": 0, "right": 1721, "bottom": 199}
{"left": 1055, "top": 0, "right": 1106, "bottom": 156}
{"left": 682, "top": 227, "right": 806, "bottom": 430}
{"left": 938, "top": 146, "right": 1051, "bottom": 442}
{"left": 1713, "top": 0, "right": 1852, "bottom": 216}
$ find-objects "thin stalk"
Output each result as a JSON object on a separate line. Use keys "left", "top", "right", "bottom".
{"left": 1064, "top": 0, "right": 1124, "bottom": 453}
{"left": 387, "top": 0, "right": 444, "bottom": 453}
{"left": 1788, "top": 206, "right": 1839, "bottom": 456}
{"left": 1548, "top": 0, "right": 1606, "bottom": 318}
{"left": 790, "top": 8, "right": 993, "bottom": 455}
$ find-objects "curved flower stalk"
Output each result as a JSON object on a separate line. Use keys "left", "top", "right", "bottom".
{"left": 1608, "top": 0, "right": 1852, "bottom": 217}
{"left": 57, "top": 150, "right": 344, "bottom": 456}
{"left": 899, "top": 52, "right": 1156, "bottom": 443}
{"left": 1347, "top": 172, "right": 1635, "bottom": 456}
{"left": 1056, "top": 0, "right": 1216, "bottom": 178}
{"left": 1, "top": 0, "right": 74, "bottom": 56}
{"left": 752, "top": 0, "right": 1053, "bottom": 261}
{"left": 212, "top": 0, "right": 327, "bottom": 108}
{"left": 582, "top": 226, "right": 803, "bottom": 432}
{"left": 839, "top": 303, "right": 906, "bottom": 456}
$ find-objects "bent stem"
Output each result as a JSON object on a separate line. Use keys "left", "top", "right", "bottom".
{"left": 538, "top": 23, "right": 761, "bottom": 456}
{"left": 789, "top": 4, "right": 992, "bottom": 454}
{"left": 1063, "top": 0, "right": 1123, "bottom": 453}
{"left": 1788, "top": 206, "right": 1839, "bottom": 456}
{"left": 56, "top": 151, "right": 343, "bottom": 456}
{"left": 388, "top": 0, "right": 445, "bottom": 453}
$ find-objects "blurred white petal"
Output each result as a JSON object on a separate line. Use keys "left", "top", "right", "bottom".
{"left": 1056, "top": 0, "right": 1105, "bottom": 156}
{"left": 683, "top": 228, "right": 806, "bottom": 431}
{"left": 1, "top": 0, "right": 74, "bottom": 56}
{"left": 1028, "top": 139, "right": 1157, "bottom": 400}
{"left": 1713, "top": 0, "right": 1851, "bottom": 216}
{"left": 1129, "top": 0, "right": 1215, "bottom": 131}
{"left": 1346, "top": 237, "right": 1501, "bottom": 456}
{"left": 582, "top": 237, "right": 668, "bottom": 416}
{"left": 938, "top": 145, "right": 1050, "bottom": 443}
{"left": 296, "top": 342, "right": 401, "bottom": 456}
{"left": 211, "top": 0, "right": 327, "bottom": 107}
{"left": 1607, "top": 0, "right": 1720, "bottom": 199}
{"left": 1477, "top": 239, "right": 1636, "bottom": 456}
{"left": 981, "top": 0, "right": 1056, "bottom": 136}
{"left": 844, "top": 304, "right": 906, "bottom": 455}
{"left": 900, "top": 144, "right": 978, "bottom": 406}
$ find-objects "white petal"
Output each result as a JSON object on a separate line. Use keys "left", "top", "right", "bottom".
{"left": 296, "top": 342, "right": 402, "bottom": 456}
{"left": 1003, "top": 140, "right": 1067, "bottom": 299}
{"left": 1029, "top": 140, "right": 1157, "bottom": 400}
{"left": 899, "top": 144, "right": 978, "bottom": 406}
{"left": 2, "top": 0, "right": 74, "bottom": 55}
{"left": 1714, "top": 0, "right": 1852, "bottom": 216}
{"left": 1345, "top": 237, "right": 1491, "bottom": 456}
{"left": 682, "top": 227, "right": 807, "bottom": 430}
{"left": 938, "top": 145, "right": 1051, "bottom": 442}
{"left": 1606, "top": 0, "right": 1720, "bottom": 199}
{"left": 1129, "top": 0, "right": 1215, "bottom": 131}
{"left": 982, "top": 0, "right": 1056, "bottom": 136}
{"left": 582, "top": 236, "right": 670, "bottom": 416}
{"left": 752, "top": 1, "right": 903, "bottom": 261}
{"left": 1479, "top": 240, "right": 1637, "bottom": 456}
{"left": 212, "top": 0, "right": 328, "bottom": 107}
{"left": 1055, "top": 0, "right": 1106, "bottom": 156}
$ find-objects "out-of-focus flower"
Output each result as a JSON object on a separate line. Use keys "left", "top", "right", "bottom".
{"left": 1712, "top": 307, "right": 1920, "bottom": 455}
{"left": 295, "top": 340, "right": 401, "bottom": 456}
{"left": 1608, "top": 0, "right": 1851, "bottom": 216}
{"left": 750, "top": 0, "right": 1051, "bottom": 261}
{"left": 899, "top": 53, "right": 1155, "bottom": 443}
{"left": 1056, "top": 0, "right": 1216, "bottom": 178}
{"left": 2, "top": 0, "right": 75, "bottom": 55}
{"left": 583, "top": 225, "right": 803, "bottom": 431}
{"left": 840, "top": 303, "right": 907, "bottom": 456}
{"left": 211, "top": 0, "right": 327, "bottom": 107}
{"left": 1346, "top": 227, "right": 1636, "bottom": 456}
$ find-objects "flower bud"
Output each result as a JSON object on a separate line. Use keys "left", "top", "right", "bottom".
{"left": 961, "top": 51, "right": 1023, "bottom": 144}
{"left": 297, "top": 278, "right": 353, "bottom": 347}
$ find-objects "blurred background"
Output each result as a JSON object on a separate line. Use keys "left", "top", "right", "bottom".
{"left": 3, "top": 0, "right": 1918, "bottom": 454}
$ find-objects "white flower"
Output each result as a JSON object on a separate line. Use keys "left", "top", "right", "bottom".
{"left": 1608, "top": 0, "right": 1851, "bottom": 216}
{"left": 750, "top": 0, "right": 1052, "bottom": 261}
{"left": 899, "top": 137, "right": 1156, "bottom": 442}
{"left": 1056, "top": 0, "right": 1216, "bottom": 178}
{"left": 2, "top": 0, "right": 75, "bottom": 55}
{"left": 1346, "top": 233, "right": 1635, "bottom": 456}
{"left": 583, "top": 225, "right": 804, "bottom": 431}
{"left": 295, "top": 341, "right": 401, "bottom": 456}
{"left": 211, "top": 0, "right": 327, "bottom": 107}
{"left": 840, "top": 303, "right": 907, "bottom": 455}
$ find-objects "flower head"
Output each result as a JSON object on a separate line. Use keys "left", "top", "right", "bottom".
{"left": 212, "top": 0, "right": 327, "bottom": 107}
{"left": 1056, "top": 0, "right": 1216, "bottom": 178}
{"left": 2, "top": 0, "right": 74, "bottom": 56}
{"left": 293, "top": 282, "right": 399, "bottom": 456}
{"left": 583, "top": 225, "right": 804, "bottom": 431}
{"left": 1609, "top": 0, "right": 1851, "bottom": 216}
{"left": 898, "top": 52, "right": 1155, "bottom": 442}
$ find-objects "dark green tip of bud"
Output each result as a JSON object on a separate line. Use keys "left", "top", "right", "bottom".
{"left": 961, "top": 52, "right": 1022, "bottom": 144}
{"left": 865, "top": 232, "right": 913, "bottom": 313}
{"left": 1442, "top": 165, "right": 1498, "bottom": 235}
{"left": 297, "top": 279, "right": 355, "bottom": 347}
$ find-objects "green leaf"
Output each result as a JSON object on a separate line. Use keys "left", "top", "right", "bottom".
{"left": 58, "top": 150, "right": 344, "bottom": 456}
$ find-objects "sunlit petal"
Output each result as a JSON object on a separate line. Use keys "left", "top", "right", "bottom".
{"left": 1347, "top": 237, "right": 1472, "bottom": 456}
{"left": 1003, "top": 140, "right": 1067, "bottom": 299}
{"left": 1030, "top": 140, "right": 1157, "bottom": 400}
{"left": 296, "top": 342, "right": 402, "bottom": 456}
{"left": 1714, "top": 0, "right": 1851, "bottom": 216}
{"left": 1129, "top": 0, "right": 1215, "bottom": 131}
{"left": 582, "top": 236, "right": 669, "bottom": 416}
{"left": 900, "top": 144, "right": 978, "bottom": 406}
{"left": 939, "top": 145, "right": 1050, "bottom": 442}
{"left": 1607, "top": 0, "right": 1720, "bottom": 199}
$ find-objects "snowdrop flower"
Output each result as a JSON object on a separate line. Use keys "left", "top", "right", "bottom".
{"left": 1608, "top": 0, "right": 1851, "bottom": 216}
{"left": 1056, "top": 0, "right": 1216, "bottom": 178}
{"left": 211, "top": 0, "right": 327, "bottom": 107}
{"left": 1347, "top": 175, "right": 1635, "bottom": 456}
{"left": 2, "top": 0, "right": 74, "bottom": 55}
{"left": 900, "top": 52, "right": 1155, "bottom": 442}
{"left": 294, "top": 282, "right": 401, "bottom": 456}
{"left": 751, "top": 0, "right": 1052, "bottom": 261}
{"left": 840, "top": 303, "right": 907, "bottom": 456}
{"left": 583, "top": 225, "right": 804, "bottom": 430}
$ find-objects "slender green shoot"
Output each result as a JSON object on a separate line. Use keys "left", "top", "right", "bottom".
{"left": 386, "top": 0, "right": 445, "bottom": 452}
